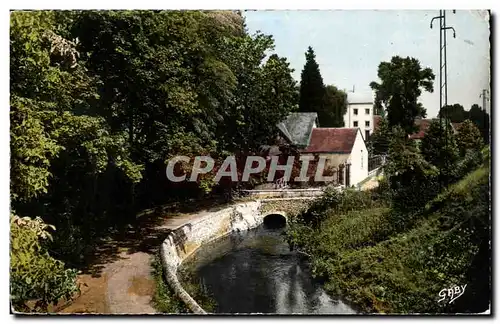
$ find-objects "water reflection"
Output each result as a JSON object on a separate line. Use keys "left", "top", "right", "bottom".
{"left": 180, "top": 226, "right": 357, "bottom": 314}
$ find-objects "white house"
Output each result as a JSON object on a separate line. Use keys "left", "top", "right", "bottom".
{"left": 343, "top": 92, "right": 374, "bottom": 141}
{"left": 301, "top": 127, "right": 369, "bottom": 187}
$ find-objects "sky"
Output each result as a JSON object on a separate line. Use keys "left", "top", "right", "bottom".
{"left": 244, "top": 10, "right": 491, "bottom": 118}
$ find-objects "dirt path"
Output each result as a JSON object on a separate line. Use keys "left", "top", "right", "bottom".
{"left": 57, "top": 207, "right": 207, "bottom": 314}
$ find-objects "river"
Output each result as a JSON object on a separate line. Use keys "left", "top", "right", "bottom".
{"left": 179, "top": 222, "right": 358, "bottom": 314}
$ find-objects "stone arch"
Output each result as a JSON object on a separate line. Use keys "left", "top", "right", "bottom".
{"left": 262, "top": 211, "right": 287, "bottom": 229}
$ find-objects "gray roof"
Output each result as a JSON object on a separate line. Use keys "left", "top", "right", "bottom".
{"left": 277, "top": 112, "right": 318, "bottom": 147}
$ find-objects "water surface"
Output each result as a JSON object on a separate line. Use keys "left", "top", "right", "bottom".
{"left": 180, "top": 225, "right": 357, "bottom": 314}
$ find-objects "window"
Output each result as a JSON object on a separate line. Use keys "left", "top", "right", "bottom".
{"left": 365, "top": 108, "right": 370, "bottom": 115}
{"left": 354, "top": 109, "right": 358, "bottom": 115}
{"left": 365, "top": 130, "right": 370, "bottom": 141}
{"left": 361, "top": 150, "right": 363, "bottom": 169}
{"left": 365, "top": 121, "right": 370, "bottom": 127}
{"left": 353, "top": 121, "right": 358, "bottom": 127}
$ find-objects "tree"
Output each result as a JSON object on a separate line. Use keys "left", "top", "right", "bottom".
{"left": 299, "top": 47, "right": 325, "bottom": 119}
{"left": 456, "top": 120, "right": 484, "bottom": 157}
{"left": 439, "top": 103, "right": 466, "bottom": 123}
{"left": 10, "top": 10, "right": 143, "bottom": 266}
{"left": 10, "top": 10, "right": 300, "bottom": 301}
{"left": 384, "top": 126, "right": 439, "bottom": 217}
{"left": 321, "top": 85, "right": 347, "bottom": 127}
{"left": 373, "top": 99, "right": 385, "bottom": 117}
{"left": 468, "top": 104, "right": 490, "bottom": 144}
{"left": 370, "top": 56, "right": 435, "bottom": 135}
{"left": 420, "top": 119, "right": 459, "bottom": 183}
{"left": 369, "top": 116, "right": 391, "bottom": 155}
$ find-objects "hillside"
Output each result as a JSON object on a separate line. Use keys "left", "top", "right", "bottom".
{"left": 287, "top": 165, "right": 490, "bottom": 313}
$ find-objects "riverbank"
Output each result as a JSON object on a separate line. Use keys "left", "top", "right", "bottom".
{"left": 286, "top": 166, "right": 490, "bottom": 313}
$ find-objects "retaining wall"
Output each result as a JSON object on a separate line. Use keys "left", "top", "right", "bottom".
{"left": 159, "top": 201, "right": 264, "bottom": 314}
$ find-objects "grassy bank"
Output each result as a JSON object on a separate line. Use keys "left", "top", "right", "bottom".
{"left": 151, "top": 251, "right": 216, "bottom": 313}
{"left": 286, "top": 166, "right": 490, "bottom": 313}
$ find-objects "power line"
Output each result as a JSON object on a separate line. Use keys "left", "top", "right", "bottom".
{"left": 430, "top": 10, "right": 457, "bottom": 188}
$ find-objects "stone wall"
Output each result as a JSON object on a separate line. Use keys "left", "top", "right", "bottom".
{"left": 260, "top": 199, "right": 313, "bottom": 218}
{"left": 160, "top": 201, "right": 265, "bottom": 314}
{"left": 159, "top": 198, "right": 315, "bottom": 314}
{"left": 242, "top": 188, "right": 327, "bottom": 199}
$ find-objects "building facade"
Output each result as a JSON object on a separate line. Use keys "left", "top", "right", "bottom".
{"left": 343, "top": 92, "right": 374, "bottom": 141}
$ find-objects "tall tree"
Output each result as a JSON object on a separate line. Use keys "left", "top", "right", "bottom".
{"left": 299, "top": 47, "right": 325, "bottom": 119}
{"left": 321, "top": 85, "right": 347, "bottom": 127}
{"left": 370, "top": 56, "right": 435, "bottom": 135}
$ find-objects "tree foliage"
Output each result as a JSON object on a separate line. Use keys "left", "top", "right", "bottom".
{"left": 420, "top": 120, "right": 459, "bottom": 176}
{"left": 298, "top": 46, "right": 346, "bottom": 127}
{"left": 321, "top": 85, "right": 347, "bottom": 127}
{"left": 439, "top": 103, "right": 467, "bottom": 123}
{"left": 468, "top": 104, "right": 490, "bottom": 144}
{"left": 368, "top": 116, "right": 391, "bottom": 155}
{"left": 384, "top": 126, "right": 439, "bottom": 217}
{"left": 370, "top": 56, "right": 435, "bottom": 135}
{"left": 299, "top": 47, "right": 325, "bottom": 119}
{"left": 456, "top": 120, "right": 484, "bottom": 157}
{"left": 10, "top": 214, "right": 79, "bottom": 312}
{"left": 10, "top": 10, "right": 300, "bottom": 308}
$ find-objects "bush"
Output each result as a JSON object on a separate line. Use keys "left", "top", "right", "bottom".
{"left": 456, "top": 120, "right": 484, "bottom": 157}
{"left": 10, "top": 215, "right": 79, "bottom": 312}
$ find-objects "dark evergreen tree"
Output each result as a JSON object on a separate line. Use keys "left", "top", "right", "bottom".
{"left": 299, "top": 46, "right": 325, "bottom": 121}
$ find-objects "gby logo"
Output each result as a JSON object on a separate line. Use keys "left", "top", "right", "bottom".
{"left": 438, "top": 284, "right": 467, "bottom": 304}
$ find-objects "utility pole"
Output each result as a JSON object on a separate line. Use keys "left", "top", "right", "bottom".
{"left": 430, "top": 10, "right": 456, "bottom": 187}
{"left": 480, "top": 89, "right": 490, "bottom": 112}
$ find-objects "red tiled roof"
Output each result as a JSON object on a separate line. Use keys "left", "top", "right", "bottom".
{"left": 373, "top": 115, "right": 383, "bottom": 133}
{"left": 409, "top": 119, "right": 432, "bottom": 140}
{"left": 302, "top": 128, "right": 358, "bottom": 154}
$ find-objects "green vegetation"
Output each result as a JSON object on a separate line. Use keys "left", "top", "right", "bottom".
{"left": 151, "top": 253, "right": 189, "bottom": 313}
{"left": 10, "top": 10, "right": 490, "bottom": 314}
{"left": 298, "top": 46, "right": 347, "bottom": 127}
{"left": 10, "top": 10, "right": 299, "bottom": 311}
{"left": 287, "top": 164, "right": 489, "bottom": 313}
{"left": 10, "top": 214, "right": 79, "bottom": 312}
{"left": 289, "top": 54, "right": 490, "bottom": 313}
{"left": 440, "top": 103, "right": 490, "bottom": 144}
{"left": 370, "top": 56, "right": 435, "bottom": 135}
{"left": 151, "top": 252, "right": 217, "bottom": 313}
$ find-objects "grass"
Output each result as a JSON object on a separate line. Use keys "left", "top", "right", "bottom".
{"left": 150, "top": 252, "right": 190, "bottom": 314}
{"left": 289, "top": 165, "right": 490, "bottom": 314}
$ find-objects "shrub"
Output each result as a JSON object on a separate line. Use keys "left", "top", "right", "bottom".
{"left": 10, "top": 215, "right": 79, "bottom": 312}
{"left": 456, "top": 120, "right": 484, "bottom": 157}
{"left": 384, "top": 128, "right": 440, "bottom": 217}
